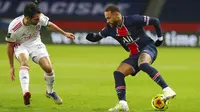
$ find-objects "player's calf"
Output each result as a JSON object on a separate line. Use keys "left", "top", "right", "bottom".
{"left": 139, "top": 63, "right": 168, "bottom": 89}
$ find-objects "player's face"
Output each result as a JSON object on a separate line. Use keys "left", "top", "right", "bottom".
{"left": 104, "top": 11, "right": 121, "bottom": 27}
{"left": 30, "top": 13, "right": 40, "bottom": 25}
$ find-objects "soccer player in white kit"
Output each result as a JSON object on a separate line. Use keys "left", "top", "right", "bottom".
{"left": 6, "top": 3, "right": 75, "bottom": 106}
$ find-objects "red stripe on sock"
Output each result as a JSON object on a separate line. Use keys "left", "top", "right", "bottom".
{"left": 152, "top": 73, "right": 160, "bottom": 80}
{"left": 116, "top": 86, "right": 126, "bottom": 90}
{"left": 20, "top": 68, "right": 29, "bottom": 71}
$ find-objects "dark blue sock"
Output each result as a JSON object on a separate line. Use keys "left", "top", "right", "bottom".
{"left": 139, "top": 63, "right": 168, "bottom": 89}
{"left": 114, "top": 71, "right": 126, "bottom": 101}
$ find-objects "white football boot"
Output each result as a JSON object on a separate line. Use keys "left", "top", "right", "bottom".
{"left": 162, "top": 87, "right": 176, "bottom": 101}
{"left": 108, "top": 100, "right": 129, "bottom": 112}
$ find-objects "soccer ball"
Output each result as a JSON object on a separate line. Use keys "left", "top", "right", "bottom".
{"left": 151, "top": 94, "right": 169, "bottom": 111}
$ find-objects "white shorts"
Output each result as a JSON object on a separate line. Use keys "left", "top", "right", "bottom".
{"left": 14, "top": 42, "right": 49, "bottom": 64}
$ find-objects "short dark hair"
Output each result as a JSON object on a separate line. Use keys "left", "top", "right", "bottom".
{"left": 105, "top": 4, "right": 120, "bottom": 13}
{"left": 24, "top": 3, "right": 40, "bottom": 18}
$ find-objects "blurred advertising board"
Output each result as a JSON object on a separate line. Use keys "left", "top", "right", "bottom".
{"left": 1, "top": 0, "right": 200, "bottom": 47}
{"left": 0, "top": 29, "right": 200, "bottom": 47}
{"left": 49, "top": 31, "right": 200, "bottom": 47}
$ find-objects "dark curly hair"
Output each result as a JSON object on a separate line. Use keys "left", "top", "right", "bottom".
{"left": 24, "top": 3, "right": 40, "bottom": 18}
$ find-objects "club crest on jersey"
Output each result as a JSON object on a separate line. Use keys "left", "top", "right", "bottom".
{"left": 24, "top": 34, "right": 32, "bottom": 40}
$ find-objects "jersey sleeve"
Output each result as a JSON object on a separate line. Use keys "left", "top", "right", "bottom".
{"left": 128, "top": 14, "right": 150, "bottom": 26}
{"left": 5, "top": 23, "right": 16, "bottom": 43}
{"left": 129, "top": 14, "right": 162, "bottom": 37}
{"left": 40, "top": 13, "right": 50, "bottom": 26}
{"left": 98, "top": 24, "right": 110, "bottom": 38}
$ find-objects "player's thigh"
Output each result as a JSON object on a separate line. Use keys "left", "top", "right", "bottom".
{"left": 30, "top": 45, "right": 49, "bottom": 64}
{"left": 15, "top": 46, "right": 29, "bottom": 66}
{"left": 117, "top": 55, "right": 141, "bottom": 76}
{"left": 138, "top": 43, "right": 157, "bottom": 65}
{"left": 116, "top": 63, "right": 135, "bottom": 76}
{"left": 31, "top": 50, "right": 52, "bottom": 72}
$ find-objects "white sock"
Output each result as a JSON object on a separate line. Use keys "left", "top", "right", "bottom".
{"left": 19, "top": 66, "right": 29, "bottom": 95}
{"left": 44, "top": 71, "right": 55, "bottom": 93}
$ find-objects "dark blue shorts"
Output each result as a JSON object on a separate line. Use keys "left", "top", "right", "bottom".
{"left": 122, "top": 43, "right": 157, "bottom": 76}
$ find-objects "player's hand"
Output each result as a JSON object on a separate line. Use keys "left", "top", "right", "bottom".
{"left": 86, "top": 33, "right": 95, "bottom": 41}
{"left": 155, "top": 36, "right": 163, "bottom": 47}
{"left": 63, "top": 32, "right": 75, "bottom": 40}
{"left": 86, "top": 33, "right": 103, "bottom": 42}
{"left": 10, "top": 67, "right": 15, "bottom": 81}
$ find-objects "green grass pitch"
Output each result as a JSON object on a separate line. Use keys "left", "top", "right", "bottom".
{"left": 0, "top": 44, "right": 200, "bottom": 112}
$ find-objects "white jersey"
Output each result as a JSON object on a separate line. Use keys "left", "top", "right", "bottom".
{"left": 5, "top": 13, "right": 49, "bottom": 45}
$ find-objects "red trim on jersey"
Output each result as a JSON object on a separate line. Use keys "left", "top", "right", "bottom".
{"left": 116, "top": 25, "right": 128, "bottom": 36}
{"left": 14, "top": 43, "right": 21, "bottom": 48}
{"left": 117, "top": 25, "right": 140, "bottom": 55}
{"left": 12, "top": 22, "right": 22, "bottom": 32}
{"left": 152, "top": 73, "right": 160, "bottom": 80}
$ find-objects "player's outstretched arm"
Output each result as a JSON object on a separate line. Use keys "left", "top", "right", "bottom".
{"left": 148, "top": 17, "right": 163, "bottom": 47}
{"left": 7, "top": 42, "right": 15, "bottom": 81}
{"left": 86, "top": 33, "right": 103, "bottom": 42}
{"left": 47, "top": 22, "right": 75, "bottom": 39}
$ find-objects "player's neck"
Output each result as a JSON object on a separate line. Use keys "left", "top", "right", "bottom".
{"left": 117, "top": 16, "right": 123, "bottom": 27}
{"left": 23, "top": 18, "right": 30, "bottom": 26}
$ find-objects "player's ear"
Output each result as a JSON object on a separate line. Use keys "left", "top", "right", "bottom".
{"left": 25, "top": 16, "right": 31, "bottom": 21}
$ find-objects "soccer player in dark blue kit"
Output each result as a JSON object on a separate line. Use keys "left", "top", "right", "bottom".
{"left": 86, "top": 4, "right": 176, "bottom": 111}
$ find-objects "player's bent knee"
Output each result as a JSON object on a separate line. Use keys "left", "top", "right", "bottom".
{"left": 44, "top": 67, "right": 53, "bottom": 74}
{"left": 114, "top": 71, "right": 125, "bottom": 76}
{"left": 138, "top": 60, "right": 151, "bottom": 66}
{"left": 138, "top": 63, "right": 149, "bottom": 70}
{"left": 116, "top": 63, "right": 135, "bottom": 76}
{"left": 114, "top": 70, "right": 130, "bottom": 76}
{"left": 138, "top": 54, "right": 152, "bottom": 65}
{"left": 45, "top": 69, "right": 54, "bottom": 76}
{"left": 20, "top": 61, "right": 29, "bottom": 67}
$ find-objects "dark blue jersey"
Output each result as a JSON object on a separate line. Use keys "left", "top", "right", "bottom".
{"left": 99, "top": 14, "right": 161, "bottom": 55}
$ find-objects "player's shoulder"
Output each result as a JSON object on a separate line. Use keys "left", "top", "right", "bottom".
{"left": 124, "top": 14, "right": 142, "bottom": 19}
{"left": 124, "top": 14, "right": 145, "bottom": 24}
{"left": 8, "top": 15, "right": 23, "bottom": 32}
{"left": 40, "top": 13, "right": 48, "bottom": 18}
{"left": 39, "top": 13, "right": 50, "bottom": 26}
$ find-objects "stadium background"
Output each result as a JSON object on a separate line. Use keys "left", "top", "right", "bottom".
{"left": 1, "top": 0, "right": 200, "bottom": 46}
{"left": 0, "top": 0, "right": 200, "bottom": 112}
